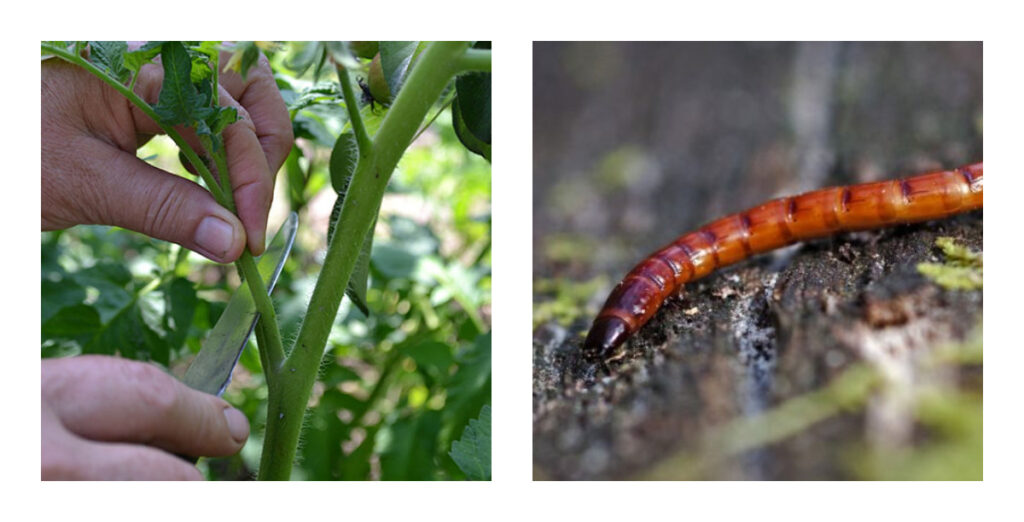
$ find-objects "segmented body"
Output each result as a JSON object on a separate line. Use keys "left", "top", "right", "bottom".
{"left": 583, "top": 162, "right": 984, "bottom": 360}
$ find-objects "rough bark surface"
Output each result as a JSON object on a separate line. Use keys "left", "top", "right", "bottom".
{"left": 533, "top": 214, "right": 981, "bottom": 480}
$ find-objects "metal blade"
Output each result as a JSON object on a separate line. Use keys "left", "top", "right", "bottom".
{"left": 182, "top": 212, "right": 298, "bottom": 396}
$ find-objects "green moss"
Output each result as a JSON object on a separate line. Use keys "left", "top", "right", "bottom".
{"left": 594, "top": 146, "right": 654, "bottom": 192}
{"left": 917, "top": 236, "right": 983, "bottom": 290}
{"left": 533, "top": 276, "right": 608, "bottom": 328}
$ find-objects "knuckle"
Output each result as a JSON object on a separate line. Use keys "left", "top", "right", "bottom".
{"left": 143, "top": 181, "right": 189, "bottom": 239}
{"left": 120, "top": 361, "right": 179, "bottom": 417}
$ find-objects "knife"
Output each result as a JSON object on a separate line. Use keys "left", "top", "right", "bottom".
{"left": 182, "top": 212, "right": 298, "bottom": 396}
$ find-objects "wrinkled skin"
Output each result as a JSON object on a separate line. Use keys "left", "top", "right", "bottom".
{"left": 42, "top": 356, "right": 250, "bottom": 480}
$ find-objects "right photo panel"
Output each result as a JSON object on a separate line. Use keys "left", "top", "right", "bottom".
{"left": 533, "top": 42, "right": 982, "bottom": 480}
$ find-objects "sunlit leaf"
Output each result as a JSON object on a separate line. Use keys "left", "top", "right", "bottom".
{"left": 152, "top": 41, "right": 214, "bottom": 126}
{"left": 379, "top": 41, "right": 418, "bottom": 99}
{"left": 88, "top": 41, "right": 130, "bottom": 83}
{"left": 449, "top": 405, "right": 491, "bottom": 480}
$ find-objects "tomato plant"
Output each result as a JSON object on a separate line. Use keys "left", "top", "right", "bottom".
{"left": 41, "top": 41, "right": 491, "bottom": 480}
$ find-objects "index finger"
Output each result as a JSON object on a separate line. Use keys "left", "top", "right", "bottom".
{"left": 218, "top": 50, "right": 294, "bottom": 175}
{"left": 218, "top": 88, "right": 274, "bottom": 255}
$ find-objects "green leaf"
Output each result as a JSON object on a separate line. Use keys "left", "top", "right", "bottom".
{"left": 224, "top": 41, "right": 261, "bottom": 81}
{"left": 88, "top": 41, "right": 130, "bottom": 83}
{"left": 71, "top": 262, "right": 132, "bottom": 323}
{"left": 324, "top": 41, "right": 361, "bottom": 70}
{"left": 400, "top": 340, "right": 455, "bottom": 377}
{"left": 301, "top": 388, "right": 349, "bottom": 480}
{"left": 449, "top": 405, "right": 491, "bottom": 480}
{"left": 123, "top": 41, "right": 163, "bottom": 74}
{"left": 42, "top": 304, "right": 102, "bottom": 341}
{"left": 286, "top": 81, "right": 341, "bottom": 112}
{"left": 152, "top": 42, "right": 214, "bottom": 127}
{"left": 379, "top": 42, "right": 419, "bottom": 99}
{"left": 205, "top": 106, "right": 239, "bottom": 136}
{"left": 377, "top": 410, "right": 442, "bottom": 480}
{"left": 455, "top": 72, "right": 490, "bottom": 143}
{"left": 188, "top": 46, "right": 215, "bottom": 83}
{"left": 292, "top": 113, "right": 336, "bottom": 147}
{"left": 285, "top": 41, "right": 324, "bottom": 76}
{"left": 312, "top": 44, "right": 329, "bottom": 83}
{"left": 371, "top": 242, "right": 420, "bottom": 280}
{"left": 453, "top": 47, "right": 491, "bottom": 162}
{"left": 453, "top": 95, "right": 491, "bottom": 161}
{"left": 329, "top": 131, "right": 358, "bottom": 195}
{"left": 442, "top": 332, "right": 491, "bottom": 451}
{"left": 42, "top": 339, "right": 81, "bottom": 359}
{"left": 341, "top": 423, "right": 380, "bottom": 480}
{"left": 163, "top": 277, "right": 197, "bottom": 350}
{"left": 83, "top": 303, "right": 168, "bottom": 364}
{"left": 41, "top": 278, "right": 86, "bottom": 324}
{"left": 284, "top": 145, "right": 307, "bottom": 208}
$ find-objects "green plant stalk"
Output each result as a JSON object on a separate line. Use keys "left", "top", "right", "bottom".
{"left": 257, "top": 41, "right": 474, "bottom": 480}
{"left": 41, "top": 41, "right": 286, "bottom": 378}
{"left": 335, "top": 62, "right": 372, "bottom": 152}
{"left": 235, "top": 253, "right": 284, "bottom": 372}
{"left": 213, "top": 151, "right": 234, "bottom": 205}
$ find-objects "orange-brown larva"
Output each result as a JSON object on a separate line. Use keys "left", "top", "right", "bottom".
{"left": 583, "top": 162, "right": 984, "bottom": 360}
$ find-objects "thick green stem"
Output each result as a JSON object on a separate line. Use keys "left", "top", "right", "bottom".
{"left": 257, "top": 41, "right": 472, "bottom": 480}
{"left": 457, "top": 49, "right": 492, "bottom": 73}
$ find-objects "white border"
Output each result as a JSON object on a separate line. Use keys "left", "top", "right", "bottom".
{"left": 8, "top": 1, "right": 1021, "bottom": 520}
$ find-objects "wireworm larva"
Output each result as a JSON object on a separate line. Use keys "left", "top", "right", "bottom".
{"left": 583, "top": 162, "right": 984, "bottom": 360}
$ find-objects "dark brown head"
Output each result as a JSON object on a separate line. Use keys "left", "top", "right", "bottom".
{"left": 582, "top": 315, "right": 630, "bottom": 361}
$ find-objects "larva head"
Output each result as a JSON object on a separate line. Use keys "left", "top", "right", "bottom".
{"left": 582, "top": 315, "right": 630, "bottom": 360}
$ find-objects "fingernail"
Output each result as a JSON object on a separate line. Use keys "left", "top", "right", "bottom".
{"left": 223, "top": 407, "right": 249, "bottom": 443}
{"left": 194, "top": 216, "right": 235, "bottom": 260}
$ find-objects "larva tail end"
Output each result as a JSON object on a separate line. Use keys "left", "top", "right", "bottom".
{"left": 582, "top": 316, "right": 629, "bottom": 361}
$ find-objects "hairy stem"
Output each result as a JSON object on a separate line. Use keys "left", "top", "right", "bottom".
{"left": 335, "top": 61, "right": 372, "bottom": 153}
{"left": 257, "top": 41, "right": 473, "bottom": 480}
{"left": 236, "top": 253, "right": 285, "bottom": 373}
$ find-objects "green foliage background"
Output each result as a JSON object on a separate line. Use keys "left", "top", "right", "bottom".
{"left": 41, "top": 42, "right": 491, "bottom": 480}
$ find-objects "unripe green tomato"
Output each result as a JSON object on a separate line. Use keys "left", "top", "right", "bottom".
{"left": 367, "top": 53, "right": 391, "bottom": 104}
{"left": 349, "top": 41, "right": 378, "bottom": 59}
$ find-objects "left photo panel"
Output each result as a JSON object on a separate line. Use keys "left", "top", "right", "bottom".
{"left": 41, "top": 41, "right": 491, "bottom": 480}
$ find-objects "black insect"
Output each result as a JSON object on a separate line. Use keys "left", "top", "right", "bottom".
{"left": 357, "top": 77, "right": 384, "bottom": 113}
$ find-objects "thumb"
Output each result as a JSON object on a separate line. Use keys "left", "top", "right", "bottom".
{"left": 79, "top": 139, "right": 248, "bottom": 263}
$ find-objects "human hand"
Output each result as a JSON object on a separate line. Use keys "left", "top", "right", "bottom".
{"left": 41, "top": 356, "right": 250, "bottom": 480}
{"left": 41, "top": 45, "right": 293, "bottom": 262}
